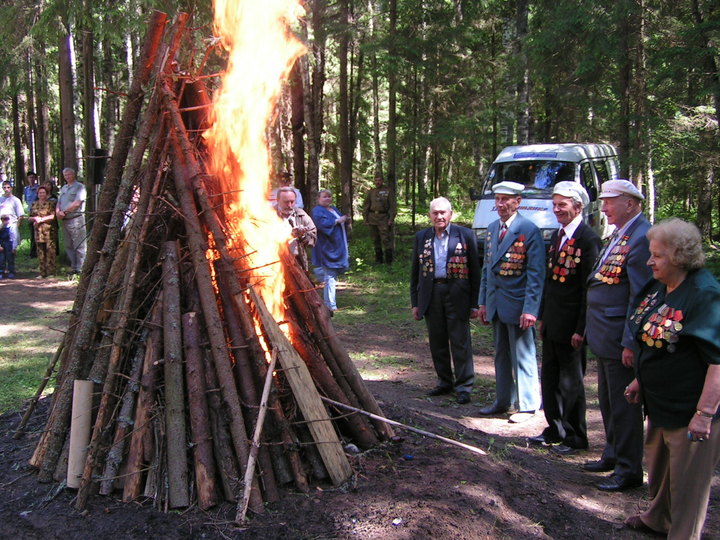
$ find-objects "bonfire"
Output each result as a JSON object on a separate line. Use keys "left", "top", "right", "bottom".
{"left": 16, "top": 3, "right": 394, "bottom": 522}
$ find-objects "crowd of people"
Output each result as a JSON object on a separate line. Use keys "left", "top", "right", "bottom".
{"left": 0, "top": 168, "right": 87, "bottom": 280}
{"left": 3, "top": 162, "right": 718, "bottom": 537}
{"left": 410, "top": 178, "right": 720, "bottom": 539}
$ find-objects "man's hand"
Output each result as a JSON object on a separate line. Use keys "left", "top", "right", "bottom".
{"left": 570, "top": 332, "right": 584, "bottom": 349}
{"left": 624, "top": 378, "right": 641, "bottom": 404}
{"left": 412, "top": 307, "right": 422, "bottom": 321}
{"left": 519, "top": 313, "right": 536, "bottom": 330}
{"left": 478, "top": 305, "right": 488, "bottom": 325}
{"left": 470, "top": 308, "right": 479, "bottom": 320}
{"left": 621, "top": 347, "right": 634, "bottom": 368}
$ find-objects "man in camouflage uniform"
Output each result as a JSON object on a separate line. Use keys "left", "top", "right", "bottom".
{"left": 362, "top": 173, "right": 396, "bottom": 264}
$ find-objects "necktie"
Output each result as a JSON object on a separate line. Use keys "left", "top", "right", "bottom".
{"left": 499, "top": 223, "right": 507, "bottom": 242}
{"left": 555, "top": 228, "right": 565, "bottom": 254}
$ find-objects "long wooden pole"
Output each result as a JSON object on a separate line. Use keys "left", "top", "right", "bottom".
{"left": 236, "top": 349, "right": 277, "bottom": 523}
{"left": 320, "top": 397, "right": 487, "bottom": 457}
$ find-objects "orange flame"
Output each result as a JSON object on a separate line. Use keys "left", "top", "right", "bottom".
{"left": 206, "top": 0, "right": 306, "bottom": 320}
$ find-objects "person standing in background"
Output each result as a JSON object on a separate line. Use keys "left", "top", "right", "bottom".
{"left": 23, "top": 171, "right": 39, "bottom": 258}
{"left": 311, "top": 189, "right": 349, "bottom": 313}
{"left": 362, "top": 172, "right": 396, "bottom": 265}
{"left": 28, "top": 185, "right": 57, "bottom": 278}
{"left": 55, "top": 168, "right": 87, "bottom": 275}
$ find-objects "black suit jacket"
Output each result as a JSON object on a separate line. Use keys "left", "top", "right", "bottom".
{"left": 540, "top": 221, "right": 601, "bottom": 343}
{"left": 410, "top": 223, "right": 481, "bottom": 319}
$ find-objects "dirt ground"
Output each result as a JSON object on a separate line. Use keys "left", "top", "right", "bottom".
{"left": 0, "top": 274, "right": 718, "bottom": 539}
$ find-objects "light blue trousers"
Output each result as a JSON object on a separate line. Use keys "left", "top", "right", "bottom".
{"left": 491, "top": 319, "right": 541, "bottom": 412}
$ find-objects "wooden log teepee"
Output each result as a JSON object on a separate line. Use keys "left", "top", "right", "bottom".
{"left": 23, "top": 8, "right": 393, "bottom": 520}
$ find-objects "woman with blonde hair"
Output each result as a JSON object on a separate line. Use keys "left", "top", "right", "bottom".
{"left": 624, "top": 218, "right": 720, "bottom": 539}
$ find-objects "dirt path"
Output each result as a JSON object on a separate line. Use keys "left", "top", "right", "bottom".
{"left": 0, "top": 275, "right": 717, "bottom": 539}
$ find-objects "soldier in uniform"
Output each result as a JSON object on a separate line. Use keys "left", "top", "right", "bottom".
{"left": 362, "top": 173, "right": 396, "bottom": 264}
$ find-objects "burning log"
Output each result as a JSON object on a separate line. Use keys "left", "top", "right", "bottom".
{"left": 27, "top": 6, "right": 394, "bottom": 520}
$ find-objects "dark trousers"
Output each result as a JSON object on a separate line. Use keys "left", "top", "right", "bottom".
{"left": 597, "top": 356, "right": 644, "bottom": 477}
{"left": 424, "top": 282, "right": 474, "bottom": 393}
{"left": 27, "top": 221, "right": 36, "bottom": 257}
{"left": 0, "top": 240, "right": 15, "bottom": 273}
{"left": 541, "top": 339, "right": 588, "bottom": 448}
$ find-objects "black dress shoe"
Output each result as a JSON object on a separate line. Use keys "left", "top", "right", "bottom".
{"left": 427, "top": 386, "right": 453, "bottom": 396}
{"left": 456, "top": 391, "right": 471, "bottom": 404}
{"left": 527, "top": 434, "right": 548, "bottom": 445}
{"left": 583, "top": 459, "right": 616, "bottom": 472}
{"left": 550, "top": 444, "right": 579, "bottom": 456}
{"left": 478, "top": 403, "right": 509, "bottom": 415}
{"left": 596, "top": 473, "right": 643, "bottom": 492}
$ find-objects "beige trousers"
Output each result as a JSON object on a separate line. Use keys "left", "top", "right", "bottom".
{"left": 640, "top": 419, "right": 720, "bottom": 540}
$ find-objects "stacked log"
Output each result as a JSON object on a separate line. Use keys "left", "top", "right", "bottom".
{"left": 23, "top": 10, "right": 393, "bottom": 520}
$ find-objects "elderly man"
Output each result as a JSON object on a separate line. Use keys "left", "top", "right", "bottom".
{"left": 362, "top": 172, "right": 396, "bottom": 264}
{"left": 478, "top": 181, "right": 545, "bottom": 423}
{"left": 529, "top": 182, "right": 601, "bottom": 453}
{"left": 55, "top": 167, "right": 87, "bottom": 275}
{"left": 270, "top": 171, "right": 303, "bottom": 209}
{"left": 584, "top": 179, "right": 652, "bottom": 491}
{"left": 411, "top": 197, "right": 481, "bottom": 404}
{"left": 276, "top": 186, "right": 316, "bottom": 271}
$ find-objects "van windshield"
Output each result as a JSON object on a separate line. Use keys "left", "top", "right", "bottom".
{"left": 484, "top": 161, "right": 576, "bottom": 195}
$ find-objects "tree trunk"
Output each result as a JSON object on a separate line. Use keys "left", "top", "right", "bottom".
{"left": 34, "top": 53, "right": 51, "bottom": 181}
{"left": 59, "top": 25, "right": 78, "bottom": 170}
{"left": 289, "top": 60, "right": 307, "bottom": 201}
{"left": 11, "top": 89, "right": 25, "bottom": 195}
{"left": 515, "top": 0, "right": 530, "bottom": 144}
{"left": 338, "top": 0, "right": 353, "bottom": 217}
{"left": 81, "top": 18, "right": 98, "bottom": 223}
{"left": 386, "top": 0, "right": 398, "bottom": 192}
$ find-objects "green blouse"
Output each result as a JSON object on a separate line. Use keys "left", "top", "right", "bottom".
{"left": 629, "top": 268, "right": 720, "bottom": 428}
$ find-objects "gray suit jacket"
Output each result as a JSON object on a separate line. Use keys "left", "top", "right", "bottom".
{"left": 479, "top": 213, "right": 545, "bottom": 324}
{"left": 585, "top": 214, "right": 652, "bottom": 359}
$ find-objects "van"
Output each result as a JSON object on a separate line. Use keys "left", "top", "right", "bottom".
{"left": 471, "top": 143, "right": 620, "bottom": 252}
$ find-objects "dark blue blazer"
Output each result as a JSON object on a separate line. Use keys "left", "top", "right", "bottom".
{"left": 410, "top": 223, "right": 481, "bottom": 319}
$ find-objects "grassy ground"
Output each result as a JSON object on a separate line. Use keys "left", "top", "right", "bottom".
{"left": 0, "top": 230, "right": 78, "bottom": 413}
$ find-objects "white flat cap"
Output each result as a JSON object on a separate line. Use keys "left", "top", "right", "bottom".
{"left": 599, "top": 179, "right": 644, "bottom": 200}
{"left": 492, "top": 181, "right": 525, "bottom": 195}
{"left": 553, "top": 181, "right": 589, "bottom": 207}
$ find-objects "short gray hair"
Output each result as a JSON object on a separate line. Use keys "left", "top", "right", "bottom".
{"left": 429, "top": 196, "right": 452, "bottom": 213}
{"left": 62, "top": 167, "right": 76, "bottom": 175}
{"left": 647, "top": 218, "right": 705, "bottom": 271}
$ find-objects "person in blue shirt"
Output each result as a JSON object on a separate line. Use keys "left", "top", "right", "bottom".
{"left": 23, "top": 171, "right": 39, "bottom": 258}
{"left": 311, "top": 189, "right": 349, "bottom": 313}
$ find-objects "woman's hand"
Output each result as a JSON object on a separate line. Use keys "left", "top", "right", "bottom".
{"left": 687, "top": 415, "right": 712, "bottom": 442}
{"left": 624, "top": 378, "right": 641, "bottom": 404}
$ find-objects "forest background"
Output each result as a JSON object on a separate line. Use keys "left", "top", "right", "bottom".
{"left": 0, "top": 0, "right": 718, "bottom": 234}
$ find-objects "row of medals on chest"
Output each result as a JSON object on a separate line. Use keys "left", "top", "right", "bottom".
{"left": 550, "top": 238, "right": 581, "bottom": 282}
{"left": 633, "top": 291, "right": 684, "bottom": 352}
{"left": 500, "top": 235, "right": 526, "bottom": 275}
{"left": 594, "top": 236, "right": 630, "bottom": 285}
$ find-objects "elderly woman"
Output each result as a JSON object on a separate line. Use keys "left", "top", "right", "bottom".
{"left": 311, "top": 189, "right": 349, "bottom": 313}
{"left": 624, "top": 218, "right": 720, "bottom": 539}
{"left": 28, "top": 185, "right": 57, "bottom": 278}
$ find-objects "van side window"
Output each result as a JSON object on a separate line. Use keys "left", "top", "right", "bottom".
{"left": 594, "top": 160, "right": 611, "bottom": 184}
{"left": 580, "top": 162, "right": 595, "bottom": 193}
